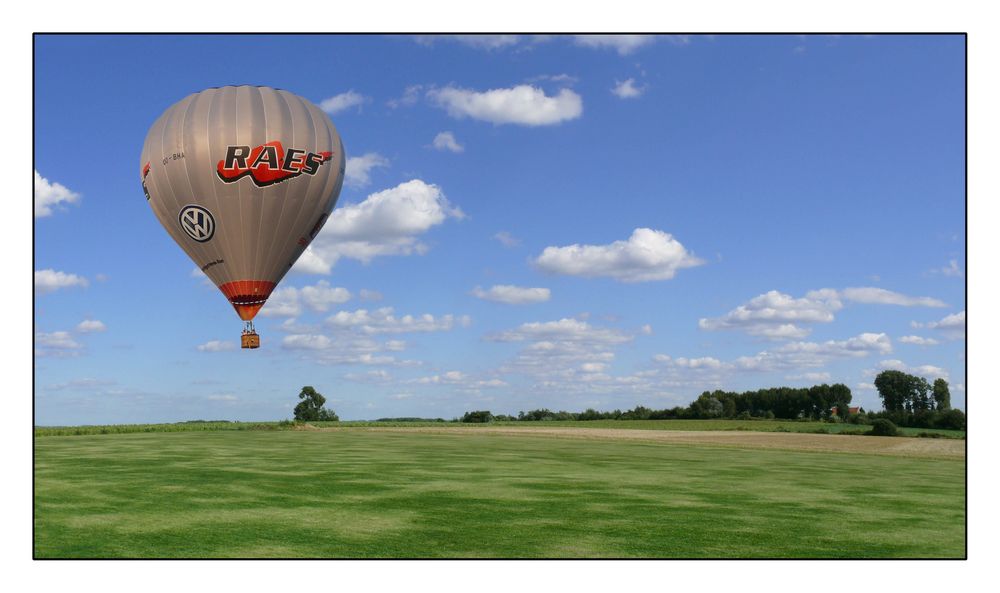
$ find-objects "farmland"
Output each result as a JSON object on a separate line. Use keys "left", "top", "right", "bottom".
{"left": 34, "top": 423, "right": 965, "bottom": 558}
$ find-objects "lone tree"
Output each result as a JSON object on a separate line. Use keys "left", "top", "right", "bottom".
{"left": 933, "top": 378, "right": 951, "bottom": 411}
{"left": 293, "top": 386, "right": 339, "bottom": 422}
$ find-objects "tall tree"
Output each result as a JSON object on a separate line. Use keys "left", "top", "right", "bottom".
{"left": 874, "top": 370, "right": 912, "bottom": 412}
{"left": 293, "top": 386, "right": 335, "bottom": 422}
{"left": 933, "top": 378, "right": 951, "bottom": 410}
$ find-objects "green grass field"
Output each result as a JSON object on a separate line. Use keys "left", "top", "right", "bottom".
{"left": 34, "top": 427, "right": 965, "bottom": 558}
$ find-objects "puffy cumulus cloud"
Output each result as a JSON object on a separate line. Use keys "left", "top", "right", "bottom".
{"left": 870, "top": 359, "right": 950, "bottom": 381}
{"left": 914, "top": 310, "right": 966, "bottom": 340}
{"left": 487, "top": 318, "right": 633, "bottom": 346}
{"left": 280, "top": 330, "right": 415, "bottom": 367}
{"left": 493, "top": 231, "right": 521, "bottom": 248}
{"left": 471, "top": 285, "right": 551, "bottom": 305}
{"left": 345, "top": 153, "right": 389, "bottom": 188}
{"left": 534, "top": 228, "right": 703, "bottom": 283}
{"left": 35, "top": 170, "right": 80, "bottom": 217}
{"left": 409, "top": 371, "right": 508, "bottom": 394}
{"left": 899, "top": 335, "right": 940, "bottom": 346}
{"left": 196, "top": 340, "right": 235, "bottom": 352}
{"left": 282, "top": 334, "right": 333, "bottom": 351}
{"left": 414, "top": 35, "right": 523, "bottom": 50}
{"left": 735, "top": 333, "right": 892, "bottom": 372}
{"left": 76, "top": 320, "right": 106, "bottom": 333}
{"left": 319, "top": 90, "right": 368, "bottom": 114}
{"left": 611, "top": 78, "right": 645, "bottom": 99}
{"left": 699, "top": 290, "right": 841, "bottom": 339}
{"left": 572, "top": 35, "right": 660, "bottom": 55}
{"left": 35, "top": 331, "right": 83, "bottom": 357}
{"left": 700, "top": 286, "right": 948, "bottom": 340}
{"left": 427, "top": 85, "right": 582, "bottom": 126}
{"left": 484, "top": 318, "right": 658, "bottom": 396}
{"left": 294, "top": 180, "right": 463, "bottom": 274}
{"left": 326, "top": 307, "right": 470, "bottom": 334}
{"left": 837, "top": 287, "right": 947, "bottom": 308}
{"left": 35, "top": 269, "right": 88, "bottom": 295}
{"left": 260, "top": 281, "right": 351, "bottom": 318}
{"left": 432, "top": 131, "right": 464, "bottom": 153}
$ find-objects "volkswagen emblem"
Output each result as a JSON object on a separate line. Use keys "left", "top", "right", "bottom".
{"left": 179, "top": 205, "right": 215, "bottom": 243}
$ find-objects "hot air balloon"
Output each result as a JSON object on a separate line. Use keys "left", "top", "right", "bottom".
{"left": 140, "top": 86, "right": 345, "bottom": 348}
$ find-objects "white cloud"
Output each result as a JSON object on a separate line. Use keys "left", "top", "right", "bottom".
{"left": 534, "top": 228, "right": 703, "bottom": 283}
{"left": 35, "top": 269, "right": 89, "bottom": 295}
{"left": 899, "top": 335, "right": 940, "bottom": 346}
{"left": 427, "top": 85, "right": 583, "bottom": 126}
{"left": 786, "top": 372, "right": 833, "bottom": 382}
{"left": 872, "top": 360, "right": 950, "bottom": 381}
{"left": 76, "top": 320, "right": 106, "bottom": 333}
{"left": 196, "top": 340, "right": 235, "bottom": 352}
{"left": 432, "top": 131, "right": 464, "bottom": 153}
{"left": 387, "top": 85, "right": 423, "bottom": 109}
{"left": 282, "top": 334, "right": 333, "bottom": 350}
{"left": 493, "top": 231, "right": 521, "bottom": 248}
{"left": 344, "top": 370, "right": 394, "bottom": 384}
{"left": 573, "top": 35, "right": 659, "bottom": 55}
{"left": 292, "top": 248, "right": 332, "bottom": 275}
{"left": 735, "top": 333, "right": 892, "bottom": 372}
{"left": 471, "top": 285, "right": 551, "bottom": 305}
{"left": 319, "top": 90, "right": 368, "bottom": 114}
{"left": 415, "top": 35, "right": 522, "bottom": 50}
{"left": 35, "top": 170, "right": 81, "bottom": 217}
{"left": 326, "top": 307, "right": 469, "bottom": 334}
{"left": 359, "top": 289, "right": 383, "bottom": 301}
{"left": 838, "top": 287, "right": 947, "bottom": 308}
{"left": 260, "top": 281, "right": 351, "bottom": 318}
{"left": 915, "top": 310, "right": 966, "bottom": 339}
{"left": 294, "top": 179, "right": 463, "bottom": 274}
{"left": 933, "top": 259, "right": 964, "bottom": 278}
{"left": 207, "top": 394, "right": 238, "bottom": 402}
{"left": 611, "top": 78, "right": 645, "bottom": 99}
{"left": 300, "top": 281, "right": 351, "bottom": 312}
{"left": 700, "top": 286, "right": 947, "bottom": 340}
{"left": 699, "top": 290, "right": 841, "bottom": 339}
{"left": 488, "top": 318, "right": 633, "bottom": 346}
{"left": 345, "top": 153, "right": 389, "bottom": 188}
{"left": 35, "top": 331, "right": 83, "bottom": 356}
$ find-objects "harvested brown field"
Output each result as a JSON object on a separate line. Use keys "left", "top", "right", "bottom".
{"left": 324, "top": 426, "right": 965, "bottom": 459}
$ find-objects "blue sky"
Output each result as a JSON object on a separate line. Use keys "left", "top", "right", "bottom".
{"left": 34, "top": 34, "right": 966, "bottom": 424}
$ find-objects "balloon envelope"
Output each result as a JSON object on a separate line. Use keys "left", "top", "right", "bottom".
{"left": 140, "top": 86, "right": 345, "bottom": 320}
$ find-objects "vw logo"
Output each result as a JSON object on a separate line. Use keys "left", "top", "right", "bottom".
{"left": 179, "top": 205, "right": 215, "bottom": 243}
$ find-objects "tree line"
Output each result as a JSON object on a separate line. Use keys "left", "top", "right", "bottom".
{"left": 460, "top": 371, "right": 964, "bottom": 431}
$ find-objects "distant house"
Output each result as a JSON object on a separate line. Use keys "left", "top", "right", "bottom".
{"left": 830, "top": 406, "right": 861, "bottom": 416}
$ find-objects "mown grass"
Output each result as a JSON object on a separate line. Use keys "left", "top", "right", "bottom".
{"left": 34, "top": 418, "right": 966, "bottom": 438}
{"left": 34, "top": 429, "right": 965, "bottom": 558}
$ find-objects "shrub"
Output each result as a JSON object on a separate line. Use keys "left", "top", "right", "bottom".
{"left": 736, "top": 411, "right": 752, "bottom": 420}
{"left": 870, "top": 419, "right": 899, "bottom": 437}
{"left": 935, "top": 408, "right": 966, "bottom": 431}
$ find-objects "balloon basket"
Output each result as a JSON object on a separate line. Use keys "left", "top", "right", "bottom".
{"left": 241, "top": 332, "right": 260, "bottom": 349}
